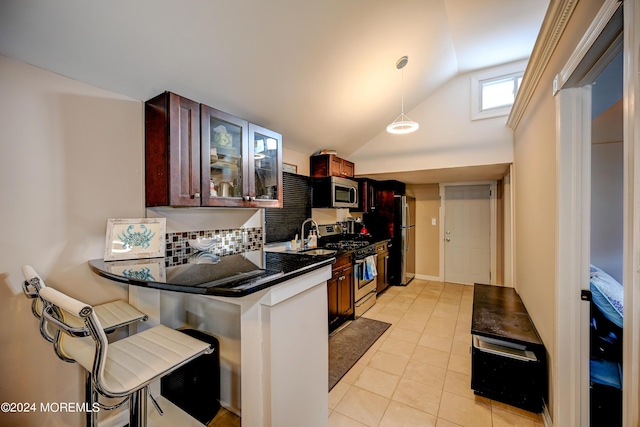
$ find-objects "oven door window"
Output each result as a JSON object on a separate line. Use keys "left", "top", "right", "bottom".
{"left": 355, "top": 262, "right": 374, "bottom": 289}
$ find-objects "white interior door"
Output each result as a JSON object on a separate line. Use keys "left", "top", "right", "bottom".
{"left": 443, "top": 185, "right": 491, "bottom": 285}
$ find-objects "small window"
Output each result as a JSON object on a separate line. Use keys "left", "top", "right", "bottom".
{"left": 471, "top": 61, "right": 526, "bottom": 120}
{"left": 481, "top": 74, "right": 522, "bottom": 110}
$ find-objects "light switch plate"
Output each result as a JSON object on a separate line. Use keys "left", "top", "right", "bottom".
{"left": 431, "top": 218, "right": 437, "bottom": 226}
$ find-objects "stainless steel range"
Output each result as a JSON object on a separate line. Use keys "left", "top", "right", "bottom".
{"left": 319, "top": 224, "right": 378, "bottom": 317}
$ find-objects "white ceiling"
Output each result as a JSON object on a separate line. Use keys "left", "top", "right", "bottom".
{"left": 360, "top": 163, "right": 512, "bottom": 185}
{"left": 0, "top": 0, "right": 548, "bottom": 181}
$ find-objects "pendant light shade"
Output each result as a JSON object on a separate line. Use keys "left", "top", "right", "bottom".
{"left": 386, "top": 112, "right": 420, "bottom": 134}
{"left": 387, "top": 56, "right": 419, "bottom": 134}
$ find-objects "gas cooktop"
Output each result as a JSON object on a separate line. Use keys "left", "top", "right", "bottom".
{"left": 323, "top": 240, "right": 371, "bottom": 251}
{"left": 316, "top": 223, "right": 377, "bottom": 258}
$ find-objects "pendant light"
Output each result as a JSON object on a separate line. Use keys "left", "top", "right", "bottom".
{"left": 386, "top": 55, "right": 419, "bottom": 134}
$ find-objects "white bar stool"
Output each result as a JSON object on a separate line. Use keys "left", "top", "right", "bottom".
{"left": 21, "top": 265, "right": 149, "bottom": 426}
{"left": 39, "top": 286, "right": 214, "bottom": 427}
{"left": 22, "top": 265, "right": 149, "bottom": 342}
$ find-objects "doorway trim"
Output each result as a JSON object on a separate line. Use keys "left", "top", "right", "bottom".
{"left": 555, "top": 85, "right": 592, "bottom": 427}
{"left": 623, "top": 1, "right": 640, "bottom": 425}
{"left": 555, "top": 0, "right": 630, "bottom": 425}
{"left": 439, "top": 181, "right": 497, "bottom": 285}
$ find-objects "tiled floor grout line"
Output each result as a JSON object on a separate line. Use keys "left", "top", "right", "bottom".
{"left": 376, "top": 289, "right": 436, "bottom": 426}
{"left": 328, "top": 280, "right": 544, "bottom": 427}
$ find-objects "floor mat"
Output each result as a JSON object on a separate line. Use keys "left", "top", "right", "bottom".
{"left": 328, "top": 317, "right": 391, "bottom": 391}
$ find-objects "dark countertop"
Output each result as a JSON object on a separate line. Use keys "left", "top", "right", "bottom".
{"left": 471, "top": 283, "right": 544, "bottom": 347}
{"left": 89, "top": 250, "right": 335, "bottom": 297}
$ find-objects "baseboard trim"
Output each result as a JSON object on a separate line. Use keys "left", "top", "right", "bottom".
{"left": 414, "top": 274, "right": 441, "bottom": 282}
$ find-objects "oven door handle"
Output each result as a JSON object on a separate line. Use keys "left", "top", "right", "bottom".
{"left": 355, "top": 259, "right": 365, "bottom": 264}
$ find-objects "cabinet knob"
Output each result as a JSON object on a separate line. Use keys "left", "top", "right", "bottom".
{"left": 192, "top": 193, "right": 200, "bottom": 199}
{"left": 243, "top": 195, "right": 250, "bottom": 201}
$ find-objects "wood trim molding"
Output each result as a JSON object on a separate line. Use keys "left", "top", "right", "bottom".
{"left": 507, "top": 0, "right": 578, "bottom": 129}
{"left": 554, "top": 85, "right": 592, "bottom": 426}
{"left": 556, "top": 0, "right": 622, "bottom": 91}
{"left": 623, "top": 2, "right": 640, "bottom": 425}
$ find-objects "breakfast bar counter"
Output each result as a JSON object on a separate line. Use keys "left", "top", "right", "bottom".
{"left": 89, "top": 250, "right": 333, "bottom": 427}
{"left": 89, "top": 250, "right": 335, "bottom": 297}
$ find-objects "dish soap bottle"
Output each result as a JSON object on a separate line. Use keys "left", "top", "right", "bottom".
{"left": 308, "top": 230, "right": 318, "bottom": 248}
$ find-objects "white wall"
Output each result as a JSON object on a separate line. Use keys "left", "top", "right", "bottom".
{"left": 511, "top": 0, "right": 606, "bottom": 419}
{"left": 406, "top": 184, "right": 440, "bottom": 279}
{"left": 0, "top": 55, "right": 144, "bottom": 426}
{"left": 282, "top": 147, "right": 311, "bottom": 176}
{"left": 350, "top": 66, "right": 514, "bottom": 175}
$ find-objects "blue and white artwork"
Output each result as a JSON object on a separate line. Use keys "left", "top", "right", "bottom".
{"left": 105, "top": 218, "right": 166, "bottom": 261}
{"left": 117, "top": 225, "right": 156, "bottom": 250}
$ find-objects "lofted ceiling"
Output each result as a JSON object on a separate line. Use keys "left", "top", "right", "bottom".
{"left": 0, "top": 0, "right": 548, "bottom": 182}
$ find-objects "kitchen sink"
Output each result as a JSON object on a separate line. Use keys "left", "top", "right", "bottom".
{"left": 299, "top": 248, "right": 338, "bottom": 256}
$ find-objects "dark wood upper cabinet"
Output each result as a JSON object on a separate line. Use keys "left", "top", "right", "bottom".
{"left": 145, "top": 92, "right": 202, "bottom": 207}
{"left": 310, "top": 154, "right": 354, "bottom": 178}
{"left": 145, "top": 92, "right": 282, "bottom": 208}
{"left": 354, "top": 178, "right": 376, "bottom": 213}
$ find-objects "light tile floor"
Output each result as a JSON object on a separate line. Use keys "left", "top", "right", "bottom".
{"left": 328, "top": 280, "right": 545, "bottom": 427}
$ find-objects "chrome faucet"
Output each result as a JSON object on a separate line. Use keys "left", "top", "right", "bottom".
{"left": 300, "top": 218, "right": 319, "bottom": 249}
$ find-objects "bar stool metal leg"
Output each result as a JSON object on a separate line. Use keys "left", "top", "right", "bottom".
{"left": 36, "top": 286, "right": 213, "bottom": 427}
{"left": 129, "top": 386, "right": 148, "bottom": 427}
{"left": 84, "top": 371, "right": 98, "bottom": 427}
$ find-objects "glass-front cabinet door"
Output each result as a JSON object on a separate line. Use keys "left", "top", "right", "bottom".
{"left": 201, "top": 105, "right": 248, "bottom": 207}
{"left": 200, "top": 104, "right": 282, "bottom": 207}
{"left": 248, "top": 123, "right": 282, "bottom": 207}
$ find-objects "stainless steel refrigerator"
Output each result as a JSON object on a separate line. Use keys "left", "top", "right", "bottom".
{"left": 394, "top": 195, "right": 416, "bottom": 285}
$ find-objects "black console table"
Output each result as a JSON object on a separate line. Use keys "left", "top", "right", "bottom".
{"left": 471, "top": 284, "right": 547, "bottom": 412}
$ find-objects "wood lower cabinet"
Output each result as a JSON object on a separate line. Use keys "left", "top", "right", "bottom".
{"left": 375, "top": 241, "right": 389, "bottom": 293}
{"left": 328, "top": 253, "right": 354, "bottom": 333}
{"left": 310, "top": 154, "right": 354, "bottom": 178}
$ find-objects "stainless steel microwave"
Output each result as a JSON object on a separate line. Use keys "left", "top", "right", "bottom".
{"left": 312, "top": 176, "right": 359, "bottom": 209}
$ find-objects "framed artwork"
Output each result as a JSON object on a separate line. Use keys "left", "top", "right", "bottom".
{"left": 104, "top": 218, "right": 166, "bottom": 261}
{"left": 283, "top": 163, "right": 297, "bottom": 174}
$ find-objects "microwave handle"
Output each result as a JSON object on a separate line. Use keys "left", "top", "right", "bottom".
{"left": 350, "top": 187, "right": 357, "bottom": 203}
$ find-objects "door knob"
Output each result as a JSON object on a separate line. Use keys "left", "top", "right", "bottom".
{"left": 445, "top": 238, "right": 451, "bottom": 242}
